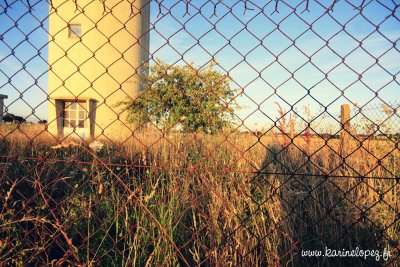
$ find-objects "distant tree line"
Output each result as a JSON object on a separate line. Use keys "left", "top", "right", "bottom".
{"left": 2, "top": 113, "right": 47, "bottom": 124}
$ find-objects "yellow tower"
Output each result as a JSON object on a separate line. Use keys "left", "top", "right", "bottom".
{"left": 47, "top": 0, "right": 150, "bottom": 140}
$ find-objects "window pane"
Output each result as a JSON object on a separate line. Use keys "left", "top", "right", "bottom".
{"left": 79, "top": 111, "right": 85, "bottom": 119}
{"left": 65, "top": 102, "right": 72, "bottom": 110}
{"left": 78, "top": 102, "right": 86, "bottom": 110}
{"left": 78, "top": 120, "right": 85, "bottom": 128}
{"left": 69, "top": 24, "right": 81, "bottom": 37}
{"left": 63, "top": 100, "right": 87, "bottom": 129}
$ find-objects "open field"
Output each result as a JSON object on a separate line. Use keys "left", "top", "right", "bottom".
{"left": 0, "top": 123, "right": 399, "bottom": 266}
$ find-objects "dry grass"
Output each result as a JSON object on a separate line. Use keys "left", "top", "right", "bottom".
{"left": 0, "top": 123, "right": 399, "bottom": 266}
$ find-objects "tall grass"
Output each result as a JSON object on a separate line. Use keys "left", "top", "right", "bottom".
{"left": 0, "top": 123, "right": 399, "bottom": 266}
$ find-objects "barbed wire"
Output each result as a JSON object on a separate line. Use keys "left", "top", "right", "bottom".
{"left": 1, "top": 0, "right": 396, "bottom": 17}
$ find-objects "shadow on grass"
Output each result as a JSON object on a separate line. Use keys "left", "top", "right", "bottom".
{"left": 259, "top": 143, "right": 395, "bottom": 266}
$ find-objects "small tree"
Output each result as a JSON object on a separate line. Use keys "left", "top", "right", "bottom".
{"left": 121, "top": 61, "right": 238, "bottom": 134}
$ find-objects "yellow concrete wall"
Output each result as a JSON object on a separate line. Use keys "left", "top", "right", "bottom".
{"left": 48, "top": 0, "right": 150, "bottom": 140}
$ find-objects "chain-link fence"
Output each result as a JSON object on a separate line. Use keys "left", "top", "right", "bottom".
{"left": 1, "top": 0, "right": 399, "bottom": 266}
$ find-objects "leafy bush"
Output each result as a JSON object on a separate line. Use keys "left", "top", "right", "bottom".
{"left": 120, "top": 61, "right": 238, "bottom": 134}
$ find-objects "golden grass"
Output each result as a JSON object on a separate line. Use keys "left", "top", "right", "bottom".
{"left": 0, "top": 123, "right": 399, "bottom": 266}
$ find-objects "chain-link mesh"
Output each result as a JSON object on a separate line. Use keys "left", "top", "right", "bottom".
{"left": 1, "top": 0, "right": 399, "bottom": 265}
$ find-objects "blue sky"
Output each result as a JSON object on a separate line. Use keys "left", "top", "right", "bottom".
{"left": 0, "top": 0, "right": 399, "bottom": 132}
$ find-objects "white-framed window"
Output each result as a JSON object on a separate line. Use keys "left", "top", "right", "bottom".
{"left": 63, "top": 101, "right": 86, "bottom": 128}
{"left": 68, "top": 24, "right": 81, "bottom": 38}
